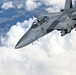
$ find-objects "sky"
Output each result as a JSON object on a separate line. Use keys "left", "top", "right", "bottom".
{"left": 0, "top": 0, "right": 76, "bottom": 75}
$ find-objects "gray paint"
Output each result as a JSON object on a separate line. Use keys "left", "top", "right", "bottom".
{"left": 15, "top": 0, "right": 76, "bottom": 49}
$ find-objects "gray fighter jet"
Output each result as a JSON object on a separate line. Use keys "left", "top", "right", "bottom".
{"left": 15, "top": 0, "right": 76, "bottom": 49}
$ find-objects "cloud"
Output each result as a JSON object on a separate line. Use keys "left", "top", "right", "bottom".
{"left": 25, "top": 0, "right": 65, "bottom": 12}
{"left": 39, "top": 0, "right": 65, "bottom": 8}
{"left": 46, "top": 6, "right": 60, "bottom": 13}
{"left": 0, "top": 0, "right": 66, "bottom": 12}
{"left": 42, "top": 0, "right": 65, "bottom": 13}
{"left": 0, "top": 15, "right": 76, "bottom": 75}
{"left": 17, "top": 4, "right": 23, "bottom": 9}
{"left": 25, "top": 0, "right": 41, "bottom": 11}
{"left": 2, "top": 17, "right": 35, "bottom": 47}
{"left": 1, "top": 1, "right": 15, "bottom": 10}
{"left": 0, "top": 0, "right": 76, "bottom": 75}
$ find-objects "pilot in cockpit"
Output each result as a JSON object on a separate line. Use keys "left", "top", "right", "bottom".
{"left": 31, "top": 16, "right": 49, "bottom": 29}
{"left": 37, "top": 19, "right": 42, "bottom": 25}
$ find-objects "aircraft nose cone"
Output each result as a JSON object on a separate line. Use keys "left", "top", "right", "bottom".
{"left": 15, "top": 30, "right": 36, "bottom": 49}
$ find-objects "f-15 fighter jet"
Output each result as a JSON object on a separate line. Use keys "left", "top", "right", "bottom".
{"left": 15, "top": 0, "right": 76, "bottom": 49}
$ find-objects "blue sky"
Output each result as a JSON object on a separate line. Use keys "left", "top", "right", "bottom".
{"left": 0, "top": 0, "right": 76, "bottom": 75}
{"left": 0, "top": 0, "right": 50, "bottom": 35}
{"left": 0, "top": 0, "right": 65, "bottom": 35}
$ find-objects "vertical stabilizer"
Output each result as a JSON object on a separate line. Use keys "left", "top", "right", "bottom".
{"left": 65, "top": 0, "right": 73, "bottom": 10}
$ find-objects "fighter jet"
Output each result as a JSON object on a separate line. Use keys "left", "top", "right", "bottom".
{"left": 15, "top": 0, "right": 76, "bottom": 49}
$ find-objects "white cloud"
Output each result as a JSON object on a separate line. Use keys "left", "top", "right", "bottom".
{"left": 46, "top": 6, "right": 60, "bottom": 13}
{"left": 41, "top": 0, "right": 65, "bottom": 13}
{"left": 25, "top": 0, "right": 65, "bottom": 12}
{"left": 0, "top": 0, "right": 76, "bottom": 75}
{"left": 17, "top": 4, "right": 23, "bottom": 9}
{"left": 2, "top": 18, "right": 35, "bottom": 48}
{"left": 1, "top": 1, "right": 15, "bottom": 10}
{"left": 25, "top": 0, "right": 41, "bottom": 11}
{"left": 0, "top": 16, "right": 76, "bottom": 75}
{"left": 40, "top": 0, "right": 65, "bottom": 7}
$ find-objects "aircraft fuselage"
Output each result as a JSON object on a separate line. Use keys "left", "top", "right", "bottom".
{"left": 15, "top": 9, "right": 76, "bottom": 49}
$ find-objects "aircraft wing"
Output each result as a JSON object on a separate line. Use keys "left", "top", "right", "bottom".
{"left": 70, "top": 14, "right": 76, "bottom": 20}
{"left": 34, "top": 13, "right": 51, "bottom": 18}
{"left": 34, "top": 12, "right": 62, "bottom": 18}
{"left": 48, "top": 9, "right": 76, "bottom": 30}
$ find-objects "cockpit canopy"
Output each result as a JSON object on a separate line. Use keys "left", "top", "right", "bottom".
{"left": 31, "top": 16, "right": 49, "bottom": 29}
